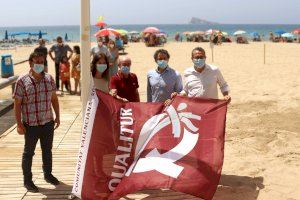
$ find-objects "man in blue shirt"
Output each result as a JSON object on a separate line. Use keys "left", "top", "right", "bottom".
{"left": 147, "top": 49, "right": 183, "bottom": 103}
{"left": 49, "top": 36, "right": 73, "bottom": 89}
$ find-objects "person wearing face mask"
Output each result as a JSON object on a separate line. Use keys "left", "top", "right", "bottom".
{"left": 49, "top": 36, "right": 73, "bottom": 90}
{"left": 91, "top": 37, "right": 111, "bottom": 59}
{"left": 34, "top": 39, "right": 48, "bottom": 72}
{"left": 167, "top": 47, "right": 230, "bottom": 104}
{"left": 109, "top": 56, "right": 140, "bottom": 102}
{"left": 91, "top": 53, "right": 110, "bottom": 93}
{"left": 147, "top": 49, "right": 183, "bottom": 103}
{"left": 107, "top": 40, "right": 119, "bottom": 78}
{"left": 13, "top": 52, "right": 61, "bottom": 193}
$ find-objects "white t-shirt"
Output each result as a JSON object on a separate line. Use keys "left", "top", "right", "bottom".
{"left": 182, "top": 64, "right": 229, "bottom": 99}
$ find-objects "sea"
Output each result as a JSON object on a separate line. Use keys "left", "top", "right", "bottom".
{"left": 1, "top": 24, "right": 299, "bottom": 42}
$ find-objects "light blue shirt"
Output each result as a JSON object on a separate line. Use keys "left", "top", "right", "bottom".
{"left": 90, "top": 45, "right": 111, "bottom": 58}
{"left": 147, "top": 67, "right": 183, "bottom": 103}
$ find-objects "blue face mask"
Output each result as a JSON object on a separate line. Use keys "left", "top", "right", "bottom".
{"left": 33, "top": 64, "right": 44, "bottom": 74}
{"left": 193, "top": 58, "right": 206, "bottom": 68}
{"left": 96, "top": 64, "right": 107, "bottom": 73}
{"left": 121, "top": 66, "right": 130, "bottom": 75}
{"left": 157, "top": 60, "right": 168, "bottom": 69}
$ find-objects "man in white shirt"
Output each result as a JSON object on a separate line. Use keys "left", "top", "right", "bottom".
{"left": 166, "top": 47, "right": 230, "bottom": 105}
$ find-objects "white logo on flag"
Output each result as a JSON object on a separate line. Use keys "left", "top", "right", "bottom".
{"left": 126, "top": 103, "right": 201, "bottom": 178}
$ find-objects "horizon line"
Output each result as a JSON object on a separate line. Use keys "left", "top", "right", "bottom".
{"left": 1, "top": 23, "right": 300, "bottom": 28}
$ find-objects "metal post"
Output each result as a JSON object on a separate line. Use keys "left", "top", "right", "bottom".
{"left": 80, "top": 0, "right": 91, "bottom": 114}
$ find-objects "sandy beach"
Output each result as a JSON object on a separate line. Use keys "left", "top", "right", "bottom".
{"left": 1, "top": 41, "right": 299, "bottom": 199}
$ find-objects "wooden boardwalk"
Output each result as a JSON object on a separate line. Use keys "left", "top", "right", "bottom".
{"left": 0, "top": 94, "right": 201, "bottom": 200}
{"left": 0, "top": 94, "right": 82, "bottom": 200}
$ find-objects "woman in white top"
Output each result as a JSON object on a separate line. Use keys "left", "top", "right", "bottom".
{"left": 91, "top": 53, "right": 110, "bottom": 93}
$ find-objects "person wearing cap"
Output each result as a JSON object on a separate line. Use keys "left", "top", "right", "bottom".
{"left": 109, "top": 56, "right": 140, "bottom": 102}
{"left": 147, "top": 49, "right": 183, "bottom": 103}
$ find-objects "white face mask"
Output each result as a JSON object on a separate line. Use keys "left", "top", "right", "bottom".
{"left": 33, "top": 64, "right": 44, "bottom": 74}
{"left": 157, "top": 60, "right": 168, "bottom": 69}
{"left": 109, "top": 44, "right": 115, "bottom": 48}
{"left": 193, "top": 58, "right": 206, "bottom": 68}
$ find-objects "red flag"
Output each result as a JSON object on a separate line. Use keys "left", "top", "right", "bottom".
{"left": 72, "top": 89, "right": 228, "bottom": 200}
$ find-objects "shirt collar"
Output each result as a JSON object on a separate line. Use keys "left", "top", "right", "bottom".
{"left": 193, "top": 64, "right": 208, "bottom": 74}
{"left": 29, "top": 70, "right": 45, "bottom": 82}
{"left": 118, "top": 72, "right": 131, "bottom": 79}
{"left": 156, "top": 66, "right": 170, "bottom": 74}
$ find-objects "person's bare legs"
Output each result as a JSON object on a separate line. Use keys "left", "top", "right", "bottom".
{"left": 74, "top": 79, "right": 79, "bottom": 94}
{"left": 60, "top": 81, "right": 64, "bottom": 96}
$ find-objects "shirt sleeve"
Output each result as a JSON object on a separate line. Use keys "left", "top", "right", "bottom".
{"left": 133, "top": 74, "right": 139, "bottom": 89}
{"left": 183, "top": 72, "right": 189, "bottom": 95}
{"left": 49, "top": 45, "right": 55, "bottom": 52}
{"left": 106, "top": 48, "right": 112, "bottom": 59}
{"left": 90, "top": 47, "right": 94, "bottom": 56}
{"left": 49, "top": 75, "right": 56, "bottom": 92}
{"left": 216, "top": 69, "right": 230, "bottom": 94}
{"left": 13, "top": 79, "right": 24, "bottom": 100}
{"left": 66, "top": 45, "right": 73, "bottom": 52}
{"left": 147, "top": 75, "right": 152, "bottom": 102}
{"left": 174, "top": 72, "right": 183, "bottom": 93}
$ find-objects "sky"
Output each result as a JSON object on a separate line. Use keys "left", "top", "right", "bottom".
{"left": 0, "top": 0, "right": 299, "bottom": 27}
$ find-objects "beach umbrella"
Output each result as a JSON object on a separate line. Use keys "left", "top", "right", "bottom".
{"left": 222, "top": 31, "right": 228, "bottom": 36}
{"left": 4, "top": 30, "right": 8, "bottom": 40}
{"left": 28, "top": 32, "right": 47, "bottom": 37}
{"left": 292, "top": 29, "right": 300, "bottom": 34}
{"left": 182, "top": 31, "right": 190, "bottom": 35}
{"left": 281, "top": 33, "right": 294, "bottom": 38}
{"left": 250, "top": 32, "right": 259, "bottom": 37}
{"left": 156, "top": 33, "right": 167, "bottom": 37}
{"left": 142, "top": 27, "right": 160, "bottom": 33}
{"left": 205, "top": 29, "right": 218, "bottom": 35}
{"left": 94, "top": 28, "right": 120, "bottom": 37}
{"left": 95, "top": 21, "right": 107, "bottom": 28}
{"left": 38, "top": 30, "right": 43, "bottom": 39}
{"left": 233, "top": 30, "right": 247, "bottom": 36}
{"left": 65, "top": 33, "right": 69, "bottom": 41}
{"left": 129, "top": 31, "right": 139, "bottom": 35}
{"left": 193, "top": 31, "right": 205, "bottom": 35}
{"left": 116, "top": 29, "right": 128, "bottom": 36}
{"left": 8, "top": 32, "right": 29, "bottom": 36}
{"left": 129, "top": 31, "right": 139, "bottom": 34}
{"left": 275, "top": 30, "right": 286, "bottom": 35}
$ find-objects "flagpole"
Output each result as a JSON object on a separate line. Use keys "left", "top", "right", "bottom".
{"left": 80, "top": 0, "right": 91, "bottom": 115}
